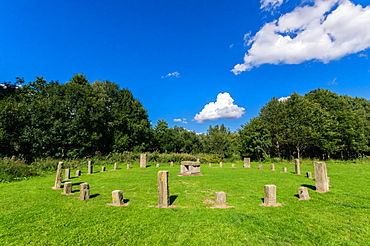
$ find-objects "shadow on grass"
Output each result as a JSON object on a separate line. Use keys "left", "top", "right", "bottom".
{"left": 72, "top": 182, "right": 84, "bottom": 186}
{"left": 301, "top": 184, "right": 316, "bottom": 191}
{"left": 90, "top": 194, "right": 100, "bottom": 198}
{"left": 123, "top": 199, "right": 130, "bottom": 203}
{"left": 170, "top": 195, "right": 178, "bottom": 205}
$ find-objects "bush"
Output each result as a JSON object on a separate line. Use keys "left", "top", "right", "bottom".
{"left": 0, "top": 157, "right": 39, "bottom": 182}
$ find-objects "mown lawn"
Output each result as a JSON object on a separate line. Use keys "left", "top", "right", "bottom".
{"left": 0, "top": 161, "right": 369, "bottom": 245}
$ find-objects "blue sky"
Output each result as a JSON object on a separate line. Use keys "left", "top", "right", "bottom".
{"left": 1, "top": 0, "right": 370, "bottom": 133}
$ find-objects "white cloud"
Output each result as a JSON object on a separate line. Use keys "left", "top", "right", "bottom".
{"left": 260, "top": 0, "right": 285, "bottom": 10}
{"left": 173, "top": 118, "right": 187, "bottom": 124}
{"left": 232, "top": 0, "right": 370, "bottom": 74}
{"left": 162, "top": 72, "right": 180, "bottom": 78}
{"left": 194, "top": 93, "right": 245, "bottom": 123}
{"left": 278, "top": 96, "right": 290, "bottom": 102}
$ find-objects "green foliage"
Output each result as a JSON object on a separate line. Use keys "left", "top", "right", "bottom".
{"left": 240, "top": 89, "right": 370, "bottom": 160}
{"left": 0, "top": 157, "right": 39, "bottom": 182}
{"left": 0, "top": 75, "right": 151, "bottom": 159}
{"left": 205, "top": 124, "right": 236, "bottom": 159}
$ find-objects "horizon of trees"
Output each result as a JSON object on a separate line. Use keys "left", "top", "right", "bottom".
{"left": 1, "top": 75, "right": 370, "bottom": 161}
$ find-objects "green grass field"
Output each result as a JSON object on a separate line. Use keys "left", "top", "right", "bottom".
{"left": 1, "top": 161, "right": 369, "bottom": 245}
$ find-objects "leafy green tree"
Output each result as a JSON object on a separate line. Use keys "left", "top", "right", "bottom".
{"left": 258, "top": 97, "right": 286, "bottom": 157}
{"left": 205, "top": 124, "right": 233, "bottom": 159}
{"left": 239, "top": 117, "right": 271, "bottom": 161}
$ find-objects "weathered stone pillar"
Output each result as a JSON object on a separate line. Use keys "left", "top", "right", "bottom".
{"left": 156, "top": 163, "right": 160, "bottom": 168}
{"left": 261, "top": 185, "right": 282, "bottom": 207}
{"left": 231, "top": 164, "right": 235, "bottom": 168}
{"left": 76, "top": 170, "right": 81, "bottom": 177}
{"left": 258, "top": 164, "right": 263, "bottom": 169}
{"left": 79, "top": 183, "right": 90, "bottom": 200}
{"left": 112, "top": 190, "right": 124, "bottom": 206}
{"left": 208, "top": 163, "right": 212, "bottom": 167}
{"left": 314, "top": 161, "right": 329, "bottom": 193}
{"left": 127, "top": 164, "right": 131, "bottom": 169}
{"left": 282, "top": 167, "right": 287, "bottom": 173}
{"left": 52, "top": 162, "right": 63, "bottom": 190}
{"left": 170, "top": 161, "right": 174, "bottom": 167}
{"left": 140, "top": 154, "right": 146, "bottom": 168}
{"left": 219, "top": 162, "right": 223, "bottom": 168}
{"left": 87, "top": 160, "right": 93, "bottom": 174}
{"left": 101, "top": 166, "right": 106, "bottom": 172}
{"left": 214, "top": 191, "right": 226, "bottom": 207}
{"left": 62, "top": 182, "right": 73, "bottom": 195}
{"left": 64, "top": 168, "right": 70, "bottom": 180}
{"left": 270, "top": 164, "right": 275, "bottom": 171}
{"left": 243, "top": 157, "right": 251, "bottom": 168}
{"left": 306, "top": 172, "right": 313, "bottom": 179}
{"left": 158, "top": 171, "right": 169, "bottom": 207}
{"left": 298, "top": 187, "right": 311, "bottom": 200}
{"left": 295, "top": 159, "right": 301, "bottom": 175}
{"left": 114, "top": 163, "right": 118, "bottom": 170}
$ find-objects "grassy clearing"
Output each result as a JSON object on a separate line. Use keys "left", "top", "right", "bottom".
{"left": 1, "top": 160, "right": 369, "bottom": 245}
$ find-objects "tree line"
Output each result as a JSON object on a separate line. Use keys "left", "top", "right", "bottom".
{"left": 239, "top": 89, "right": 370, "bottom": 160}
{"left": 1, "top": 75, "right": 369, "bottom": 161}
{"left": 0, "top": 75, "right": 237, "bottom": 161}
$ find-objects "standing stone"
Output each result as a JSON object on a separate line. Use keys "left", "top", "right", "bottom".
{"left": 79, "top": 183, "right": 90, "bottom": 200}
{"left": 231, "top": 164, "right": 235, "bottom": 168}
{"left": 298, "top": 187, "right": 311, "bottom": 200}
{"left": 196, "top": 158, "right": 200, "bottom": 163}
{"left": 112, "top": 190, "right": 124, "bottom": 206}
{"left": 101, "top": 166, "right": 106, "bottom": 172}
{"left": 87, "top": 161, "right": 93, "bottom": 174}
{"left": 158, "top": 171, "right": 169, "bottom": 207}
{"left": 295, "top": 159, "right": 301, "bottom": 175}
{"left": 114, "top": 163, "right": 119, "bottom": 170}
{"left": 170, "top": 161, "right": 174, "bottom": 167}
{"left": 209, "top": 163, "right": 212, "bottom": 167}
{"left": 156, "top": 164, "right": 160, "bottom": 168}
{"left": 244, "top": 158, "right": 251, "bottom": 168}
{"left": 140, "top": 154, "right": 147, "bottom": 168}
{"left": 214, "top": 192, "right": 227, "bottom": 207}
{"left": 62, "top": 182, "right": 73, "bottom": 195}
{"left": 306, "top": 172, "right": 313, "bottom": 179}
{"left": 258, "top": 164, "right": 263, "bottom": 169}
{"left": 261, "top": 185, "right": 281, "bottom": 207}
{"left": 64, "top": 168, "right": 70, "bottom": 180}
{"left": 314, "top": 161, "right": 329, "bottom": 193}
{"left": 127, "top": 164, "right": 131, "bottom": 169}
{"left": 270, "top": 164, "right": 275, "bottom": 171}
{"left": 282, "top": 167, "right": 287, "bottom": 173}
{"left": 52, "top": 162, "right": 63, "bottom": 190}
{"left": 219, "top": 162, "right": 223, "bottom": 168}
{"left": 76, "top": 170, "right": 81, "bottom": 177}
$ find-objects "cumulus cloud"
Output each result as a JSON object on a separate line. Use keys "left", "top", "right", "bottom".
{"left": 162, "top": 72, "right": 180, "bottom": 78}
{"left": 194, "top": 93, "right": 245, "bottom": 123}
{"left": 232, "top": 0, "right": 370, "bottom": 74}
